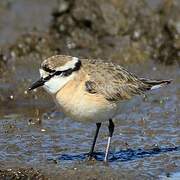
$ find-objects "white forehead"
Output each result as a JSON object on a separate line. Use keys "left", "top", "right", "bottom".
{"left": 56, "top": 56, "right": 79, "bottom": 71}
{"left": 39, "top": 68, "right": 47, "bottom": 78}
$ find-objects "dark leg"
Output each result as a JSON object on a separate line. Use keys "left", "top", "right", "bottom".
{"left": 104, "top": 119, "right": 114, "bottom": 162}
{"left": 88, "top": 123, "right": 101, "bottom": 159}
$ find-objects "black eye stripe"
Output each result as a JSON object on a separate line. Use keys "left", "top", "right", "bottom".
{"left": 60, "top": 60, "right": 81, "bottom": 76}
{"left": 73, "top": 60, "right": 81, "bottom": 71}
{"left": 42, "top": 60, "right": 82, "bottom": 82}
{"left": 42, "top": 65, "right": 56, "bottom": 73}
{"left": 44, "top": 74, "right": 54, "bottom": 81}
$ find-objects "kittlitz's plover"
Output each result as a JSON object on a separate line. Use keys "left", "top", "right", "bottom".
{"left": 29, "top": 55, "right": 172, "bottom": 162}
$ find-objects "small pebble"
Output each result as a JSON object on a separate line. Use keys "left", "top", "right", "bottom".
{"left": 10, "top": 95, "right": 14, "bottom": 100}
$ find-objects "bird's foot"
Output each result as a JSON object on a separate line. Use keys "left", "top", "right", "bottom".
{"left": 86, "top": 153, "right": 96, "bottom": 161}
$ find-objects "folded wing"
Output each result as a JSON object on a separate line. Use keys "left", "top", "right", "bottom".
{"left": 83, "top": 59, "right": 172, "bottom": 101}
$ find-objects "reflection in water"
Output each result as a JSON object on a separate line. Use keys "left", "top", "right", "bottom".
{"left": 50, "top": 146, "right": 180, "bottom": 162}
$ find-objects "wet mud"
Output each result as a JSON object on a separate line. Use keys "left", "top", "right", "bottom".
{"left": 0, "top": 167, "right": 47, "bottom": 180}
{"left": 0, "top": 0, "right": 179, "bottom": 179}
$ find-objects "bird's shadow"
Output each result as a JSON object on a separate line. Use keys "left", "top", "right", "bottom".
{"left": 54, "top": 146, "right": 180, "bottom": 162}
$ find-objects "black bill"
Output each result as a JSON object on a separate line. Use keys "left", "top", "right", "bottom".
{"left": 28, "top": 78, "right": 45, "bottom": 91}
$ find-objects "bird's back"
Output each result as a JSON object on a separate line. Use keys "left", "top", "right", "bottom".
{"left": 81, "top": 58, "right": 149, "bottom": 101}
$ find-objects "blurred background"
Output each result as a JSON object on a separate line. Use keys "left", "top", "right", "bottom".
{"left": 0, "top": 0, "right": 179, "bottom": 179}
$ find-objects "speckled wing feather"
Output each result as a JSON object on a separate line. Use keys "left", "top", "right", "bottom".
{"left": 82, "top": 59, "right": 148, "bottom": 101}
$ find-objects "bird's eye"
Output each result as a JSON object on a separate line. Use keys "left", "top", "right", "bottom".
{"left": 53, "top": 68, "right": 73, "bottom": 77}
{"left": 54, "top": 71, "right": 62, "bottom": 76}
{"left": 62, "top": 68, "right": 73, "bottom": 76}
{"left": 42, "top": 65, "right": 55, "bottom": 73}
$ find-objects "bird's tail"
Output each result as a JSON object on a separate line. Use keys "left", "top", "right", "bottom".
{"left": 139, "top": 78, "right": 172, "bottom": 90}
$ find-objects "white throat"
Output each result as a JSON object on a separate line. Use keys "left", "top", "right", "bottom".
{"left": 44, "top": 74, "right": 75, "bottom": 94}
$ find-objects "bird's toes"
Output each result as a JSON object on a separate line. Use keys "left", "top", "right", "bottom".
{"left": 86, "top": 154, "right": 96, "bottom": 161}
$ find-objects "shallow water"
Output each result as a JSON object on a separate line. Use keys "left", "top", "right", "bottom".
{"left": 0, "top": 63, "right": 179, "bottom": 179}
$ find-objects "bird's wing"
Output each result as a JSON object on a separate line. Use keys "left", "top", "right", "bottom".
{"left": 83, "top": 59, "right": 148, "bottom": 101}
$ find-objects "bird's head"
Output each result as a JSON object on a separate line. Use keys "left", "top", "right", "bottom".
{"left": 29, "top": 55, "right": 81, "bottom": 94}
